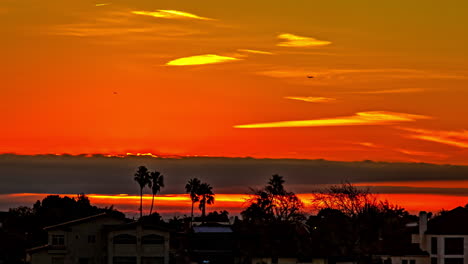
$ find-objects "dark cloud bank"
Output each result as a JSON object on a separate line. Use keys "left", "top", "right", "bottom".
{"left": 0, "top": 154, "right": 467, "bottom": 196}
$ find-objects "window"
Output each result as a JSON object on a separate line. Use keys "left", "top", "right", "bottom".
{"left": 79, "top": 258, "right": 89, "bottom": 264}
{"left": 431, "top": 258, "right": 437, "bottom": 264}
{"left": 410, "top": 260, "right": 415, "bottom": 264}
{"left": 88, "top": 235, "right": 96, "bottom": 243}
{"left": 113, "top": 234, "right": 136, "bottom": 244}
{"left": 445, "top": 238, "right": 464, "bottom": 255}
{"left": 141, "top": 257, "right": 164, "bottom": 264}
{"left": 444, "top": 259, "right": 463, "bottom": 264}
{"left": 142, "top": 234, "right": 164, "bottom": 244}
{"left": 402, "top": 260, "right": 408, "bottom": 264}
{"left": 113, "top": 257, "right": 137, "bottom": 264}
{"left": 52, "top": 235, "right": 65, "bottom": 245}
{"left": 431, "top": 237, "right": 438, "bottom": 254}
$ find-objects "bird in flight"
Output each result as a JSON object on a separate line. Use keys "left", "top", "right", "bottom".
{"left": 113, "top": 91, "right": 118, "bottom": 95}
{"left": 307, "top": 75, "right": 314, "bottom": 78}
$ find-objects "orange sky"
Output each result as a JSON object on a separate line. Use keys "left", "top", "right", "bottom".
{"left": 1, "top": 0, "right": 467, "bottom": 164}
{"left": 1, "top": 1, "right": 468, "bottom": 215}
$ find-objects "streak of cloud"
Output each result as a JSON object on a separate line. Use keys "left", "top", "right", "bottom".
{"left": 357, "top": 142, "right": 378, "bottom": 148}
{"left": 277, "top": 33, "right": 331, "bottom": 47}
{"left": 401, "top": 127, "right": 468, "bottom": 148}
{"left": 285, "top": 96, "right": 336, "bottom": 103}
{"left": 258, "top": 68, "right": 468, "bottom": 83}
{"left": 166, "top": 54, "right": 241, "bottom": 66}
{"left": 131, "top": 10, "right": 214, "bottom": 21}
{"left": 237, "top": 49, "right": 273, "bottom": 55}
{"left": 95, "top": 3, "right": 111, "bottom": 7}
{"left": 351, "top": 88, "right": 425, "bottom": 94}
{"left": 234, "top": 111, "right": 430, "bottom": 128}
{"left": 395, "top": 148, "right": 448, "bottom": 159}
{"left": 48, "top": 11, "right": 204, "bottom": 38}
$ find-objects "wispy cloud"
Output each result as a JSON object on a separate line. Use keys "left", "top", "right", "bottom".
{"left": 285, "top": 96, "right": 336, "bottom": 103}
{"left": 258, "top": 68, "right": 468, "bottom": 83}
{"left": 166, "top": 54, "right": 241, "bottom": 66}
{"left": 235, "top": 111, "right": 430, "bottom": 128}
{"left": 95, "top": 3, "right": 111, "bottom": 7}
{"left": 277, "top": 33, "right": 331, "bottom": 47}
{"left": 237, "top": 49, "right": 273, "bottom": 55}
{"left": 47, "top": 10, "right": 206, "bottom": 38}
{"left": 131, "top": 10, "right": 214, "bottom": 21}
{"left": 401, "top": 127, "right": 468, "bottom": 148}
{"left": 351, "top": 88, "right": 425, "bottom": 94}
{"left": 395, "top": 148, "right": 448, "bottom": 158}
{"left": 356, "top": 142, "right": 378, "bottom": 148}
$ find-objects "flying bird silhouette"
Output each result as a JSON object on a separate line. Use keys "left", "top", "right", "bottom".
{"left": 307, "top": 75, "right": 314, "bottom": 78}
{"left": 113, "top": 91, "right": 118, "bottom": 95}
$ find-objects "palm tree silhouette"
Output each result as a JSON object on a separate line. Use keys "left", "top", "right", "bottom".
{"left": 148, "top": 170, "right": 164, "bottom": 215}
{"left": 134, "top": 166, "right": 151, "bottom": 218}
{"left": 198, "top": 182, "right": 215, "bottom": 222}
{"left": 185, "top": 178, "right": 201, "bottom": 224}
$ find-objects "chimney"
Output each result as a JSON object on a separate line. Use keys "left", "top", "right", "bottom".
{"left": 418, "top": 211, "right": 428, "bottom": 250}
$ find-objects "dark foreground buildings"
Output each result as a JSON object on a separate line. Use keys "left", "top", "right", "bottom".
{"left": 15, "top": 206, "right": 468, "bottom": 264}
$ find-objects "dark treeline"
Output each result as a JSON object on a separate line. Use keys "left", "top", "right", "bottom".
{"left": 1, "top": 166, "right": 467, "bottom": 264}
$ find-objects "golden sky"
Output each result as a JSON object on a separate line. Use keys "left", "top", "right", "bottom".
{"left": 1, "top": 0, "right": 468, "bottom": 164}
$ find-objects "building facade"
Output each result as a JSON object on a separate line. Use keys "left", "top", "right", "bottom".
{"left": 27, "top": 213, "right": 170, "bottom": 264}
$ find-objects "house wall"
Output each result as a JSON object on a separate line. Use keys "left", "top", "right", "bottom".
{"left": 388, "top": 256, "right": 430, "bottom": 264}
{"left": 107, "top": 226, "right": 170, "bottom": 264}
{"left": 29, "top": 251, "right": 51, "bottom": 264}
{"left": 30, "top": 216, "right": 126, "bottom": 264}
{"left": 423, "top": 235, "right": 468, "bottom": 264}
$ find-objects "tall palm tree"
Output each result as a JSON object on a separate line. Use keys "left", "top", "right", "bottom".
{"left": 134, "top": 166, "right": 151, "bottom": 218}
{"left": 185, "top": 178, "right": 201, "bottom": 224}
{"left": 198, "top": 182, "right": 215, "bottom": 221}
{"left": 148, "top": 170, "right": 164, "bottom": 215}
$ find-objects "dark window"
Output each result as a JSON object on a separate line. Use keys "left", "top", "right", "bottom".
{"left": 52, "top": 235, "right": 65, "bottom": 245}
{"left": 402, "top": 260, "right": 408, "bottom": 264}
{"left": 142, "top": 234, "right": 164, "bottom": 244}
{"left": 113, "top": 234, "right": 136, "bottom": 244}
{"left": 444, "top": 259, "right": 463, "bottom": 264}
{"left": 79, "top": 258, "right": 89, "bottom": 264}
{"left": 431, "top": 258, "right": 437, "bottom": 264}
{"left": 113, "top": 257, "right": 136, "bottom": 264}
{"left": 431, "top": 237, "right": 438, "bottom": 254}
{"left": 141, "top": 257, "right": 164, "bottom": 264}
{"left": 445, "top": 238, "right": 464, "bottom": 255}
{"left": 410, "top": 260, "right": 415, "bottom": 264}
{"left": 88, "top": 235, "right": 96, "bottom": 243}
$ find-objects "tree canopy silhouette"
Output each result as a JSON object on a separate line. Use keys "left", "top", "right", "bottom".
{"left": 242, "top": 174, "right": 305, "bottom": 223}
{"left": 134, "top": 166, "right": 151, "bottom": 218}
{"left": 197, "top": 182, "right": 215, "bottom": 221}
{"left": 185, "top": 177, "right": 201, "bottom": 224}
{"left": 148, "top": 170, "right": 164, "bottom": 215}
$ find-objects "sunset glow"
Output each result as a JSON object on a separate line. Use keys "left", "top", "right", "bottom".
{"left": 2, "top": 193, "right": 466, "bottom": 216}
{"left": 2, "top": 0, "right": 468, "bottom": 164}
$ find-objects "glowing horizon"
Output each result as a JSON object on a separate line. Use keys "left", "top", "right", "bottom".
{"left": 2, "top": 192, "right": 466, "bottom": 217}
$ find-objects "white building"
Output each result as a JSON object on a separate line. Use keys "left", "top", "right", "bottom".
{"left": 412, "top": 207, "right": 468, "bottom": 264}
{"left": 27, "top": 213, "right": 170, "bottom": 264}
